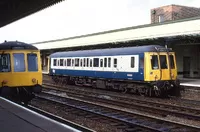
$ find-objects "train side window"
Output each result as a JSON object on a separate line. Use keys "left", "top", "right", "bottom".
{"left": 13, "top": 53, "right": 25, "bottom": 72}
{"left": 160, "top": 55, "right": 168, "bottom": 69}
{"left": 67, "top": 59, "right": 71, "bottom": 66}
{"left": 90, "top": 59, "right": 92, "bottom": 67}
{"left": 87, "top": 58, "right": 89, "bottom": 67}
{"left": 114, "top": 58, "right": 117, "bottom": 68}
{"left": 104, "top": 58, "right": 107, "bottom": 67}
{"left": 93, "top": 58, "right": 99, "bottom": 67}
{"left": 140, "top": 58, "right": 144, "bottom": 68}
{"left": 27, "top": 53, "right": 38, "bottom": 71}
{"left": 80, "top": 59, "right": 83, "bottom": 67}
{"left": 83, "top": 58, "right": 86, "bottom": 67}
{"left": 131, "top": 57, "right": 135, "bottom": 68}
{"left": 100, "top": 59, "right": 103, "bottom": 67}
{"left": 151, "top": 55, "right": 159, "bottom": 70}
{"left": 57, "top": 59, "right": 60, "bottom": 66}
{"left": 64, "top": 59, "right": 67, "bottom": 66}
{"left": 108, "top": 58, "right": 111, "bottom": 67}
{"left": 72, "top": 59, "right": 74, "bottom": 66}
{"left": 60, "top": 59, "right": 64, "bottom": 66}
{"left": 75, "top": 58, "right": 79, "bottom": 67}
{"left": 0, "top": 54, "right": 11, "bottom": 72}
{"left": 53, "top": 59, "right": 57, "bottom": 66}
{"left": 169, "top": 55, "right": 175, "bottom": 69}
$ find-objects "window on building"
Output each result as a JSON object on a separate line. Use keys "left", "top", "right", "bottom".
{"left": 108, "top": 58, "right": 111, "bottom": 67}
{"left": 100, "top": 59, "right": 103, "bottom": 67}
{"left": 60, "top": 59, "right": 64, "bottom": 66}
{"left": 93, "top": 58, "right": 99, "bottom": 67}
{"left": 67, "top": 59, "right": 71, "bottom": 66}
{"left": 158, "top": 14, "right": 164, "bottom": 23}
{"left": 151, "top": 55, "right": 159, "bottom": 70}
{"left": 114, "top": 58, "right": 117, "bottom": 68}
{"left": 27, "top": 53, "right": 38, "bottom": 71}
{"left": 53, "top": 59, "right": 57, "bottom": 66}
{"left": 0, "top": 54, "right": 11, "bottom": 72}
{"left": 104, "top": 58, "right": 107, "bottom": 67}
{"left": 131, "top": 57, "right": 135, "bottom": 68}
{"left": 13, "top": 53, "right": 25, "bottom": 72}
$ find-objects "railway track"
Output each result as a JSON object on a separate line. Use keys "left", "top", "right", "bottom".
{"left": 42, "top": 83, "right": 200, "bottom": 121}
{"left": 25, "top": 104, "right": 94, "bottom": 132}
{"left": 36, "top": 87, "right": 200, "bottom": 131}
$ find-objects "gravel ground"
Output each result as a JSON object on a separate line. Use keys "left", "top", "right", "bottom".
{"left": 30, "top": 99, "right": 122, "bottom": 132}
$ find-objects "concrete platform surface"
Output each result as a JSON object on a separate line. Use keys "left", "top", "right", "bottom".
{"left": 0, "top": 97, "right": 80, "bottom": 132}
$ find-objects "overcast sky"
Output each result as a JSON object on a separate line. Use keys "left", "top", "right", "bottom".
{"left": 0, "top": 0, "right": 199, "bottom": 43}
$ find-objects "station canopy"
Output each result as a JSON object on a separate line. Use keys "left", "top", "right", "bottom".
{"left": 0, "top": 0, "right": 64, "bottom": 28}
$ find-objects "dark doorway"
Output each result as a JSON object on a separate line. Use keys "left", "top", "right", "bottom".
{"left": 183, "top": 57, "right": 191, "bottom": 78}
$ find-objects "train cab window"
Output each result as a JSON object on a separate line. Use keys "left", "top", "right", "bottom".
{"left": 114, "top": 58, "right": 117, "bottom": 68}
{"left": 151, "top": 55, "right": 159, "bottom": 70}
{"left": 13, "top": 53, "right": 25, "bottom": 72}
{"left": 169, "top": 55, "right": 175, "bottom": 69}
{"left": 75, "top": 58, "right": 79, "bottom": 67}
{"left": 67, "top": 59, "right": 71, "bottom": 66}
{"left": 60, "top": 59, "right": 64, "bottom": 66}
{"left": 100, "top": 59, "right": 103, "bottom": 67}
{"left": 104, "top": 58, "right": 107, "bottom": 67}
{"left": 131, "top": 57, "right": 135, "bottom": 68}
{"left": 53, "top": 59, "right": 57, "bottom": 66}
{"left": 0, "top": 54, "right": 11, "bottom": 72}
{"left": 160, "top": 55, "right": 168, "bottom": 69}
{"left": 108, "top": 58, "right": 111, "bottom": 67}
{"left": 27, "top": 53, "right": 38, "bottom": 71}
{"left": 93, "top": 58, "right": 99, "bottom": 67}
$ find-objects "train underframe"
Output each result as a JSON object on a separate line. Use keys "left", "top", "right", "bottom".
{"left": 51, "top": 75, "right": 181, "bottom": 97}
{"left": 0, "top": 85, "right": 42, "bottom": 104}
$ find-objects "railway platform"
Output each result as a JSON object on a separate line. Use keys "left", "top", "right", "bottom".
{"left": 180, "top": 78, "right": 200, "bottom": 87}
{"left": 0, "top": 97, "right": 81, "bottom": 132}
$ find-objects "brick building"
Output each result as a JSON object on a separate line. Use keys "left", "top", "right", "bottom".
{"left": 151, "top": 4, "right": 200, "bottom": 23}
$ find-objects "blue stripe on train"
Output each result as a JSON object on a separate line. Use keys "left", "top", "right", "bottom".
{"left": 50, "top": 68, "right": 144, "bottom": 81}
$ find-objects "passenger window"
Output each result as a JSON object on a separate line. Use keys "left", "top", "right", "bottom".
{"left": 57, "top": 60, "right": 60, "bottom": 66}
{"left": 83, "top": 58, "right": 86, "bottom": 67}
{"left": 131, "top": 57, "right": 135, "bottom": 68}
{"left": 60, "top": 59, "right": 64, "bottom": 66}
{"left": 72, "top": 59, "right": 74, "bottom": 66}
{"left": 151, "top": 55, "right": 159, "bottom": 70}
{"left": 104, "top": 58, "right": 107, "bottom": 67}
{"left": 100, "top": 59, "right": 103, "bottom": 67}
{"left": 13, "top": 53, "right": 25, "bottom": 72}
{"left": 93, "top": 58, "right": 99, "bottom": 67}
{"left": 87, "top": 58, "right": 89, "bottom": 67}
{"left": 0, "top": 54, "right": 11, "bottom": 72}
{"left": 108, "top": 58, "right": 111, "bottom": 67}
{"left": 53, "top": 59, "right": 57, "bottom": 66}
{"left": 114, "top": 58, "right": 117, "bottom": 68}
{"left": 140, "top": 58, "right": 144, "bottom": 68}
{"left": 169, "top": 55, "right": 175, "bottom": 69}
{"left": 160, "top": 55, "right": 168, "bottom": 69}
{"left": 75, "top": 58, "right": 79, "bottom": 67}
{"left": 27, "top": 53, "right": 38, "bottom": 71}
{"left": 67, "top": 59, "right": 71, "bottom": 66}
{"left": 90, "top": 59, "right": 92, "bottom": 67}
{"left": 64, "top": 59, "right": 67, "bottom": 66}
{"left": 80, "top": 59, "right": 83, "bottom": 67}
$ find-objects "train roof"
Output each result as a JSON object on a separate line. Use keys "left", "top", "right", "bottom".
{"left": 0, "top": 41, "right": 38, "bottom": 50}
{"left": 50, "top": 45, "right": 173, "bottom": 58}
